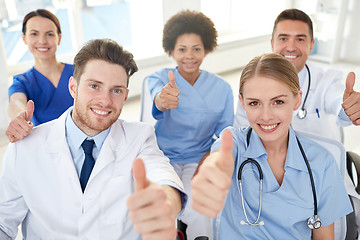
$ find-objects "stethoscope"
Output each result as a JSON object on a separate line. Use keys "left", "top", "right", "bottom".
{"left": 297, "top": 64, "right": 311, "bottom": 119}
{"left": 238, "top": 128, "right": 321, "bottom": 229}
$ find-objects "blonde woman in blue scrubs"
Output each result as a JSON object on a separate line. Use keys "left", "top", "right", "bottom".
{"left": 192, "top": 53, "right": 352, "bottom": 239}
{"left": 147, "top": 10, "right": 234, "bottom": 240}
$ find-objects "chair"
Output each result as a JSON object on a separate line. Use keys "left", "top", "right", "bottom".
{"left": 140, "top": 76, "right": 156, "bottom": 125}
{"left": 297, "top": 131, "right": 347, "bottom": 240}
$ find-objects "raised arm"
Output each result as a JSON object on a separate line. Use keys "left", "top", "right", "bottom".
{"left": 154, "top": 71, "right": 179, "bottom": 112}
{"left": 342, "top": 72, "right": 360, "bottom": 125}
{"left": 6, "top": 94, "right": 34, "bottom": 143}
{"left": 127, "top": 158, "right": 181, "bottom": 240}
{"left": 191, "top": 130, "right": 234, "bottom": 218}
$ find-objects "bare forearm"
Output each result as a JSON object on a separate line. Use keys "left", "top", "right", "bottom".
{"left": 8, "top": 93, "right": 27, "bottom": 120}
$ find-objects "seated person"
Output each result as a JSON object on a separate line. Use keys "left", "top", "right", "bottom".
{"left": 147, "top": 10, "right": 234, "bottom": 240}
{"left": 0, "top": 39, "right": 186, "bottom": 240}
{"left": 192, "top": 53, "right": 352, "bottom": 239}
{"left": 6, "top": 9, "right": 74, "bottom": 143}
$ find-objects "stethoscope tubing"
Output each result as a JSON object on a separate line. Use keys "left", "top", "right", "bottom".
{"left": 238, "top": 128, "right": 319, "bottom": 227}
{"left": 297, "top": 64, "right": 311, "bottom": 119}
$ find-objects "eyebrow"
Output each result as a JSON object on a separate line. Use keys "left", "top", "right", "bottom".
{"left": 277, "top": 33, "right": 308, "bottom": 38}
{"left": 178, "top": 44, "right": 202, "bottom": 47}
{"left": 246, "top": 94, "right": 288, "bottom": 101}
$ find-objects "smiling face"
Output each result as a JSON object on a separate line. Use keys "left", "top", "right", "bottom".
{"left": 171, "top": 33, "right": 206, "bottom": 83}
{"left": 271, "top": 20, "right": 314, "bottom": 72}
{"left": 22, "top": 16, "right": 61, "bottom": 61}
{"left": 69, "top": 59, "right": 129, "bottom": 136}
{"left": 240, "top": 75, "right": 302, "bottom": 146}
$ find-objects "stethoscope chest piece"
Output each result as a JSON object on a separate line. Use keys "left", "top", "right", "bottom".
{"left": 297, "top": 109, "right": 307, "bottom": 119}
{"left": 307, "top": 215, "right": 321, "bottom": 229}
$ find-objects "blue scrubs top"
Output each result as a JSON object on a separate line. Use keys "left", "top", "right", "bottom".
{"left": 211, "top": 127, "right": 352, "bottom": 239}
{"left": 8, "top": 63, "right": 74, "bottom": 126}
{"left": 148, "top": 67, "right": 234, "bottom": 164}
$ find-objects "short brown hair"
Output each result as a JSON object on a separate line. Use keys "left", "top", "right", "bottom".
{"left": 272, "top": 9, "right": 313, "bottom": 41}
{"left": 239, "top": 53, "right": 299, "bottom": 97}
{"left": 22, "top": 9, "right": 61, "bottom": 35}
{"left": 162, "top": 10, "right": 217, "bottom": 55}
{"left": 73, "top": 39, "right": 138, "bottom": 87}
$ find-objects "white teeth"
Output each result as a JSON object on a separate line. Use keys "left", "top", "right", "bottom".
{"left": 284, "top": 55, "right": 297, "bottom": 59}
{"left": 37, "top": 48, "right": 48, "bottom": 51}
{"left": 93, "top": 109, "right": 108, "bottom": 115}
{"left": 260, "top": 124, "right": 278, "bottom": 130}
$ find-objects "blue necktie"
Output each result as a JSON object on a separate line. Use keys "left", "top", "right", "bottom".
{"left": 80, "top": 139, "right": 95, "bottom": 192}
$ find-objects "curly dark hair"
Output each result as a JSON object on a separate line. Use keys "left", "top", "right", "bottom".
{"left": 162, "top": 10, "right": 218, "bottom": 55}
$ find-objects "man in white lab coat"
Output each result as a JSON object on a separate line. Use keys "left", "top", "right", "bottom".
{"left": 234, "top": 8, "right": 360, "bottom": 239}
{"left": 0, "top": 39, "right": 186, "bottom": 240}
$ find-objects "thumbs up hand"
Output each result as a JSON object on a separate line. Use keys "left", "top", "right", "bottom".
{"left": 342, "top": 72, "right": 360, "bottom": 125}
{"left": 127, "top": 158, "right": 178, "bottom": 240}
{"left": 155, "top": 71, "right": 179, "bottom": 111}
{"left": 191, "top": 130, "right": 235, "bottom": 218}
{"left": 6, "top": 100, "right": 35, "bottom": 143}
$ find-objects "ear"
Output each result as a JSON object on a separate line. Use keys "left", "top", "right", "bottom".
{"left": 270, "top": 38, "right": 274, "bottom": 52}
{"left": 58, "top": 33, "right": 62, "bottom": 45}
{"left": 68, "top": 76, "right": 78, "bottom": 99}
{"left": 239, "top": 94, "right": 245, "bottom": 109}
{"left": 309, "top": 38, "right": 315, "bottom": 54}
{"left": 294, "top": 90, "right": 303, "bottom": 111}
{"left": 22, "top": 33, "right": 27, "bottom": 45}
{"left": 124, "top": 89, "right": 129, "bottom": 102}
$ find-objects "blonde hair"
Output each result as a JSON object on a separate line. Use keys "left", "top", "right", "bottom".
{"left": 239, "top": 53, "right": 299, "bottom": 97}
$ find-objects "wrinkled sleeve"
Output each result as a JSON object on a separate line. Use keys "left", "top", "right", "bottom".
{"left": 0, "top": 143, "right": 28, "bottom": 238}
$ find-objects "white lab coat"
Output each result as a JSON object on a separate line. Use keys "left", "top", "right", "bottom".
{"left": 0, "top": 109, "right": 185, "bottom": 239}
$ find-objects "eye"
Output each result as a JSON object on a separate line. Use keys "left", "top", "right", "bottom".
{"left": 30, "top": 32, "right": 37, "bottom": 36}
{"left": 249, "top": 101, "right": 259, "bottom": 106}
{"left": 274, "top": 100, "right": 284, "bottom": 105}
{"left": 279, "top": 37, "right": 287, "bottom": 41}
{"left": 297, "top": 38, "right": 305, "bottom": 42}
{"left": 47, "top": 33, "right": 55, "bottom": 37}
{"left": 90, "top": 84, "right": 98, "bottom": 89}
{"left": 113, "top": 88, "right": 127, "bottom": 95}
{"left": 178, "top": 48, "right": 185, "bottom": 52}
{"left": 194, "top": 48, "right": 201, "bottom": 52}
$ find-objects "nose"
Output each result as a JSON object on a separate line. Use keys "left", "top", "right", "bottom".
{"left": 97, "top": 90, "right": 113, "bottom": 107}
{"left": 261, "top": 106, "right": 274, "bottom": 121}
{"left": 185, "top": 49, "right": 194, "bottom": 59}
{"left": 285, "top": 39, "right": 297, "bottom": 51}
{"left": 38, "top": 34, "right": 47, "bottom": 44}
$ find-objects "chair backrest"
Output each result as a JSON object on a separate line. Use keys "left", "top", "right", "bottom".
{"left": 140, "top": 76, "right": 156, "bottom": 125}
{"left": 297, "top": 131, "right": 347, "bottom": 240}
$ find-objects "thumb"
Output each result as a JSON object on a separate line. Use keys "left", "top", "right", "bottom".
{"left": 343, "top": 72, "right": 356, "bottom": 101}
{"left": 216, "top": 130, "right": 234, "bottom": 174}
{"left": 25, "top": 100, "right": 34, "bottom": 122}
{"left": 168, "top": 71, "right": 177, "bottom": 89}
{"left": 132, "top": 158, "right": 150, "bottom": 192}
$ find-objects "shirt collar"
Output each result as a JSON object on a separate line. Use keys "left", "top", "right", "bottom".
{"left": 242, "top": 127, "right": 308, "bottom": 172}
{"left": 285, "top": 127, "right": 309, "bottom": 172}
{"left": 65, "top": 110, "right": 110, "bottom": 153}
{"left": 242, "top": 127, "right": 267, "bottom": 160}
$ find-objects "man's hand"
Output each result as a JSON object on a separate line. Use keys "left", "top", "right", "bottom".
{"left": 6, "top": 100, "right": 34, "bottom": 143}
{"left": 127, "top": 158, "right": 178, "bottom": 240}
{"left": 156, "top": 71, "right": 179, "bottom": 111}
{"left": 191, "top": 130, "right": 234, "bottom": 218}
{"left": 342, "top": 72, "right": 360, "bottom": 125}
